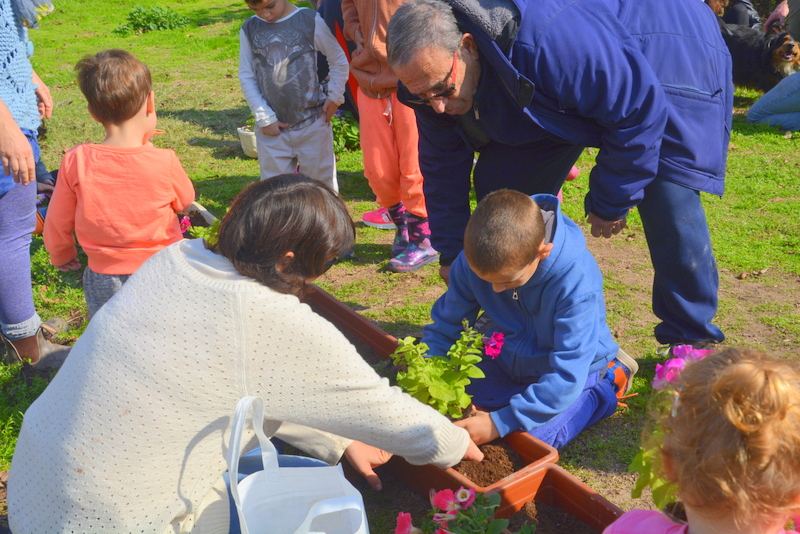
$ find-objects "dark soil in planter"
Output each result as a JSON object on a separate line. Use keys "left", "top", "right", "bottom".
{"left": 453, "top": 440, "right": 527, "bottom": 487}
{"left": 506, "top": 500, "right": 595, "bottom": 534}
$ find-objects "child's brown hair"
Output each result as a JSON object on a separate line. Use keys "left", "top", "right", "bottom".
{"left": 75, "top": 49, "right": 152, "bottom": 125}
{"left": 463, "top": 189, "right": 545, "bottom": 275}
{"left": 660, "top": 348, "right": 800, "bottom": 526}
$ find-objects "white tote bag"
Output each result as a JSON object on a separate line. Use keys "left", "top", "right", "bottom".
{"left": 227, "top": 396, "right": 370, "bottom": 534}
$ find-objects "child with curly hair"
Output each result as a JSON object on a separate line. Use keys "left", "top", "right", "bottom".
{"left": 605, "top": 347, "right": 800, "bottom": 534}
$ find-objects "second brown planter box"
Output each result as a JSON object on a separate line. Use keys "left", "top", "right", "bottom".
{"left": 492, "top": 463, "right": 624, "bottom": 532}
{"left": 304, "top": 285, "right": 559, "bottom": 513}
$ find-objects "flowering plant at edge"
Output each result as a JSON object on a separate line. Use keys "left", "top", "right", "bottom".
{"left": 628, "top": 345, "right": 714, "bottom": 509}
{"left": 395, "top": 487, "right": 535, "bottom": 534}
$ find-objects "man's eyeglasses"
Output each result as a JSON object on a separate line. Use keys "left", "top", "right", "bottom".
{"left": 406, "top": 49, "right": 459, "bottom": 105}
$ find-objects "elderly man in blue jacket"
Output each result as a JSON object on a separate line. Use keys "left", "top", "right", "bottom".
{"left": 386, "top": 0, "right": 732, "bottom": 349}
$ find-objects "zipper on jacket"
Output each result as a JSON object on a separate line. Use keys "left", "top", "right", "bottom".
{"left": 512, "top": 288, "right": 518, "bottom": 300}
{"left": 473, "top": 102, "right": 479, "bottom": 120}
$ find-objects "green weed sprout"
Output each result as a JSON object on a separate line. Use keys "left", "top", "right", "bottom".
{"left": 390, "top": 320, "right": 486, "bottom": 418}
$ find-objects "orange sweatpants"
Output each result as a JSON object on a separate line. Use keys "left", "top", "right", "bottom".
{"left": 357, "top": 87, "right": 427, "bottom": 218}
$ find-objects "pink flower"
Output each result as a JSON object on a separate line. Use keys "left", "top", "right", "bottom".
{"left": 435, "top": 530, "right": 454, "bottom": 534}
{"left": 652, "top": 358, "right": 687, "bottom": 390}
{"left": 454, "top": 487, "right": 475, "bottom": 509}
{"left": 670, "top": 345, "right": 714, "bottom": 361}
{"left": 432, "top": 511, "right": 457, "bottom": 525}
{"left": 431, "top": 488, "right": 458, "bottom": 512}
{"left": 395, "top": 512, "right": 421, "bottom": 534}
{"left": 179, "top": 215, "right": 191, "bottom": 233}
{"left": 483, "top": 332, "right": 505, "bottom": 359}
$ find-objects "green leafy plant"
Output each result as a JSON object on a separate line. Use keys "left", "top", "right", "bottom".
{"left": 188, "top": 216, "right": 221, "bottom": 247}
{"left": 629, "top": 345, "right": 714, "bottom": 510}
{"left": 332, "top": 110, "right": 360, "bottom": 152}
{"left": 396, "top": 487, "right": 535, "bottom": 534}
{"left": 113, "top": 6, "right": 190, "bottom": 36}
{"left": 390, "top": 320, "right": 487, "bottom": 418}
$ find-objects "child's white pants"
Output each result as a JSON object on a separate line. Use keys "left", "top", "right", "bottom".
{"left": 255, "top": 117, "right": 338, "bottom": 192}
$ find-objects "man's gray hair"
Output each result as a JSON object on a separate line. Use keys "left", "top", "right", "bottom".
{"left": 387, "top": 0, "right": 463, "bottom": 67}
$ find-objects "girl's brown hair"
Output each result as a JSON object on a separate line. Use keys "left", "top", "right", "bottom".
{"left": 211, "top": 175, "right": 354, "bottom": 296}
{"left": 660, "top": 348, "right": 800, "bottom": 525}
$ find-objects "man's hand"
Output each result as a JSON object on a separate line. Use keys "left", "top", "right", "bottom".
{"left": 587, "top": 212, "right": 627, "bottom": 238}
{"left": 37, "top": 178, "right": 55, "bottom": 195}
{"left": 32, "top": 70, "right": 53, "bottom": 120}
{"left": 454, "top": 411, "right": 500, "bottom": 446}
{"left": 343, "top": 440, "right": 393, "bottom": 491}
{"left": 321, "top": 99, "right": 340, "bottom": 125}
{"left": 439, "top": 264, "right": 451, "bottom": 286}
{"left": 261, "top": 122, "right": 288, "bottom": 136}
{"left": 765, "top": 0, "right": 789, "bottom": 32}
{"left": 56, "top": 258, "right": 81, "bottom": 272}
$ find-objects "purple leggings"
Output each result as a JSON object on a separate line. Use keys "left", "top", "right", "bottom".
{"left": 0, "top": 130, "right": 41, "bottom": 340}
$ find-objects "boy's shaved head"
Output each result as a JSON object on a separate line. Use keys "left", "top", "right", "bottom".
{"left": 464, "top": 189, "right": 545, "bottom": 275}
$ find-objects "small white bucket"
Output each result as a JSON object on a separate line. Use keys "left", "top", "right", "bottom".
{"left": 237, "top": 127, "right": 258, "bottom": 159}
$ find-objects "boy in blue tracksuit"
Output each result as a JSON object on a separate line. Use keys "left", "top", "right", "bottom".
{"left": 422, "top": 190, "right": 637, "bottom": 450}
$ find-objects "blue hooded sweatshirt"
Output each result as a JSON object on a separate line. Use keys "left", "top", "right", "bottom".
{"left": 421, "top": 194, "right": 618, "bottom": 435}
{"left": 400, "top": 0, "right": 733, "bottom": 265}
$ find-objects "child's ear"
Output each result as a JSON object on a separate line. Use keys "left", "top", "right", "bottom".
{"left": 275, "top": 251, "right": 295, "bottom": 273}
{"left": 537, "top": 242, "right": 554, "bottom": 261}
{"left": 146, "top": 91, "right": 155, "bottom": 114}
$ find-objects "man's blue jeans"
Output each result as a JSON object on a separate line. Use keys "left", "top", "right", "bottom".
{"left": 747, "top": 71, "right": 800, "bottom": 131}
{"left": 637, "top": 178, "right": 724, "bottom": 345}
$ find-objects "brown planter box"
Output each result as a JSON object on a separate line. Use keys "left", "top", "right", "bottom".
{"left": 386, "top": 431, "right": 558, "bottom": 516}
{"left": 303, "top": 284, "right": 559, "bottom": 511}
{"left": 490, "top": 463, "right": 623, "bottom": 532}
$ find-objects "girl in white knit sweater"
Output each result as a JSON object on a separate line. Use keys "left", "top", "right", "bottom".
{"left": 8, "top": 174, "right": 481, "bottom": 534}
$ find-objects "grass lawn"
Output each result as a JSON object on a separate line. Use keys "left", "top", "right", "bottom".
{"left": 1, "top": 0, "right": 800, "bottom": 531}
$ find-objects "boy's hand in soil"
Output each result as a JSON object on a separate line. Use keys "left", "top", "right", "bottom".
{"left": 343, "top": 440, "right": 393, "bottom": 491}
{"left": 56, "top": 258, "right": 81, "bottom": 271}
{"left": 321, "top": 99, "right": 339, "bottom": 125}
{"left": 261, "top": 121, "right": 288, "bottom": 136}
{"left": 455, "top": 410, "right": 500, "bottom": 446}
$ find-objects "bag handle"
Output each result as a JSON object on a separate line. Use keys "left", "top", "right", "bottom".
{"left": 292, "top": 495, "right": 366, "bottom": 534}
{"left": 227, "top": 396, "right": 281, "bottom": 534}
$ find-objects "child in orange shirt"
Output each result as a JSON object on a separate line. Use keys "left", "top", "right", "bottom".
{"left": 44, "top": 50, "right": 195, "bottom": 319}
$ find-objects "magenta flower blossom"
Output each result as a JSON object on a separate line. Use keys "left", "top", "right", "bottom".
{"left": 395, "top": 512, "right": 421, "bottom": 534}
{"left": 483, "top": 332, "right": 505, "bottom": 359}
{"left": 431, "top": 488, "right": 458, "bottom": 512}
{"left": 652, "top": 345, "right": 716, "bottom": 390}
{"left": 432, "top": 511, "right": 457, "bottom": 525}
{"left": 670, "top": 344, "right": 714, "bottom": 361}
{"left": 652, "top": 358, "right": 686, "bottom": 390}
{"left": 179, "top": 215, "right": 191, "bottom": 233}
{"left": 454, "top": 487, "right": 475, "bottom": 509}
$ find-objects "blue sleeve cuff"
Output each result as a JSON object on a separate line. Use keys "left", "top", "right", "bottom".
{"left": 489, "top": 406, "right": 522, "bottom": 437}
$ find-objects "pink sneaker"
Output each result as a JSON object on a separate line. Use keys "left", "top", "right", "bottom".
{"left": 362, "top": 207, "right": 396, "bottom": 230}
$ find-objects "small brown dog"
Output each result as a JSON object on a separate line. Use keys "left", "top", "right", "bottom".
{"left": 721, "top": 24, "right": 800, "bottom": 92}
